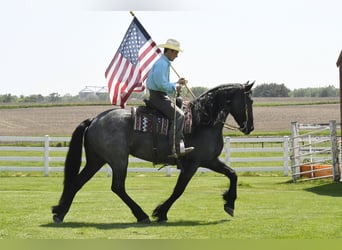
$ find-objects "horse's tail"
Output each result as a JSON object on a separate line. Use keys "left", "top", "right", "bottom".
{"left": 52, "top": 118, "right": 92, "bottom": 222}
{"left": 63, "top": 118, "right": 92, "bottom": 187}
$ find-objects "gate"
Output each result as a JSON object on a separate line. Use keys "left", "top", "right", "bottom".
{"left": 290, "top": 120, "right": 341, "bottom": 182}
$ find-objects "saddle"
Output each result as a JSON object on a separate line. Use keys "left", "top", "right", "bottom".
{"left": 131, "top": 99, "right": 192, "bottom": 166}
{"left": 131, "top": 99, "right": 192, "bottom": 136}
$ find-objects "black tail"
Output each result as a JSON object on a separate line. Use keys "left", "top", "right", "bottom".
{"left": 51, "top": 118, "right": 92, "bottom": 222}
{"left": 64, "top": 118, "right": 92, "bottom": 188}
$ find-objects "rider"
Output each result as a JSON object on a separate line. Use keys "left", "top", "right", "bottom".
{"left": 146, "top": 38, "right": 194, "bottom": 158}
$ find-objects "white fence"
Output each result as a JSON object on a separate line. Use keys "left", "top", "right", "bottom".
{"left": 226, "top": 136, "right": 290, "bottom": 176}
{"left": 0, "top": 135, "right": 291, "bottom": 177}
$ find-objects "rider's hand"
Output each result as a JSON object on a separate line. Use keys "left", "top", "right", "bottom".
{"left": 177, "top": 78, "right": 188, "bottom": 86}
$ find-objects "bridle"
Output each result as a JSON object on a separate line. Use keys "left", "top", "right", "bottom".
{"left": 221, "top": 88, "right": 251, "bottom": 132}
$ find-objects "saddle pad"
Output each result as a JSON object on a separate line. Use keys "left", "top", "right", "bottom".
{"left": 133, "top": 107, "right": 169, "bottom": 136}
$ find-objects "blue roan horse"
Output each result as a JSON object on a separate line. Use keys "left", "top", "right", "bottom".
{"left": 52, "top": 82, "right": 254, "bottom": 223}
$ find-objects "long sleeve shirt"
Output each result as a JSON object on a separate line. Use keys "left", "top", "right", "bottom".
{"left": 146, "top": 54, "right": 177, "bottom": 95}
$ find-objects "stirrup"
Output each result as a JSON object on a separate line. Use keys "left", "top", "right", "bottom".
{"left": 168, "top": 139, "right": 194, "bottom": 158}
{"left": 168, "top": 147, "right": 194, "bottom": 158}
{"left": 179, "top": 146, "right": 195, "bottom": 156}
{"left": 179, "top": 140, "right": 194, "bottom": 155}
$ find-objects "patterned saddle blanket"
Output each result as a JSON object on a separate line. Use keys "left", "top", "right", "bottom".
{"left": 132, "top": 101, "right": 192, "bottom": 136}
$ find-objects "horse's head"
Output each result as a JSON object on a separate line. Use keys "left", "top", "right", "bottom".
{"left": 229, "top": 82, "right": 254, "bottom": 135}
{"left": 192, "top": 81, "right": 254, "bottom": 135}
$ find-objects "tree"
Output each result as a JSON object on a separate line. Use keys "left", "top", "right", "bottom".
{"left": 253, "top": 83, "right": 290, "bottom": 97}
{"left": 190, "top": 86, "right": 208, "bottom": 97}
{"left": 0, "top": 94, "right": 17, "bottom": 103}
{"left": 48, "top": 93, "right": 61, "bottom": 102}
{"left": 291, "top": 85, "right": 339, "bottom": 97}
{"left": 15, "top": 94, "right": 44, "bottom": 103}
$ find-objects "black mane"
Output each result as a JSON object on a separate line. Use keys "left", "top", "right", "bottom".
{"left": 190, "top": 83, "right": 244, "bottom": 126}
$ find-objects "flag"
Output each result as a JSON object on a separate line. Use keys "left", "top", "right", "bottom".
{"left": 105, "top": 17, "right": 161, "bottom": 108}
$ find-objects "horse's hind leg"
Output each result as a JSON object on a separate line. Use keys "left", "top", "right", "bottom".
{"left": 52, "top": 159, "right": 104, "bottom": 223}
{"left": 110, "top": 160, "right": 150, "bottom": 223}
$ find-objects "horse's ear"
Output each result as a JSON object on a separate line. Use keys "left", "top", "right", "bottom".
{"left": 245, "top": 81, "right": 255, "bottom": 91}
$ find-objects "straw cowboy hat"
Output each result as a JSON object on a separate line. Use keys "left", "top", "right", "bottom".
{"left": 158, "top": 39, "right": 183, "bottom": 52}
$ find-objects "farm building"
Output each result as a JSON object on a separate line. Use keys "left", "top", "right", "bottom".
{"left": 79, "top": 86, "right": 108, "bottom": 100}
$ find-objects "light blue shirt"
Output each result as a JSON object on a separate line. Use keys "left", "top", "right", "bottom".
{"left": 146, "top": 54, "right": 176, "bottom": 95}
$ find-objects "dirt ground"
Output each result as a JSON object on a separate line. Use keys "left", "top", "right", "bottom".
{"left": 0, "top": 101, "right": 340, "bottom": 136}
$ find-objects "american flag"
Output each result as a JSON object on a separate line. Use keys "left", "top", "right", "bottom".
{"left": 105, "top": 17, "right": 161, "bottom": 108}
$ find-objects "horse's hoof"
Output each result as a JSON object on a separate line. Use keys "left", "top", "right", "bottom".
{"left": 153, "top": 214, "right": 168, "bottom": 223}
{"left": 157, "top": 218, "right": 168, "bottom": 223}
{"left": 138, "top": 217, "right": 151, "bottom": 224}
{"left": 224, "top": 205, "right": 234, "bottom": 217}
{"left": 53, "top": 214, "right": 63, "bottom": 224}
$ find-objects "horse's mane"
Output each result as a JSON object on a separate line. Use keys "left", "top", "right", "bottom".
{"left": 190, "top": 83, "right": 244, "bottom": 126}
{"left": 197, "top": 83, "right": 244, "bottom": 99}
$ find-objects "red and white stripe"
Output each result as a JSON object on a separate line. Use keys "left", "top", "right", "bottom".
{"left": 106, "top": 40, "right": 160, "bottom": 108}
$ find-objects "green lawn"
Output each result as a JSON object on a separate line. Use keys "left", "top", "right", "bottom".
{"left": 0, "top": 173, "right": 341, "bottom": 239}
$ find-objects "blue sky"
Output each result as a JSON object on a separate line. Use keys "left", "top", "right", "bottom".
{"left": 0, "top": 0, "right": 341, "bottom": 96}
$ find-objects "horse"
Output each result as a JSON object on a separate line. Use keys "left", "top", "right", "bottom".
{"left": 52, "top": 82, "right": 254, "bottom": 223}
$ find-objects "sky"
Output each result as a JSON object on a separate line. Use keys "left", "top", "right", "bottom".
{"left": 0, "top": 0, "right": 341, "bottom": 96}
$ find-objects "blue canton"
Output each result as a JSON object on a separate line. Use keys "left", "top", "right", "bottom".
{"left": 119, "top": 22, "right": 148, "bottom": 66}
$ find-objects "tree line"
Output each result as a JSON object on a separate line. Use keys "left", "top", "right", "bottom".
{"left": 0, "top": 86, "right": 209, "bottom": 104}
{"left": 0, "top": 84, "right": 339, "bottom": 104}
{"left": 252, "top": 83, "right": 339, "bottom": 97}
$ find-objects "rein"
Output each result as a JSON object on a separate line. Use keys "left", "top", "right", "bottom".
{"left": 223, "top": 123, "right": 240, "bottom": 130}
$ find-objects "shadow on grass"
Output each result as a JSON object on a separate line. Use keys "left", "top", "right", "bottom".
{"left": 304, "top": 182, "right": 342, "bottom": 197}
{"left": 40, "top": 219, "right": 229, "bottom": 230}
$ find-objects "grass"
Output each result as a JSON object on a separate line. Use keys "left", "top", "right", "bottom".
{"left": 254, "top": 100, "right": 340, "bottom": 107}
{"left": 0, "top": 172, "right": 341, "bottom": 239}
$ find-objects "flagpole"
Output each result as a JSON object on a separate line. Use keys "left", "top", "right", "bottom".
{"left": 170, "top": 65, "right": 196, "bottom": 98}
{"left": 130, "top": 11, "right": 196, "bottom": 98}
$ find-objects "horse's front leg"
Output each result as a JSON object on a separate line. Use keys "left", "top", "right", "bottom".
{"left": 203, "top": 158, "right": 237, "bottom": 217}
{"left": 152, "top": 163, "right": 198, "bottom": 222}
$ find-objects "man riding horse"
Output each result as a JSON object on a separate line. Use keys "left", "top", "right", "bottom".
{"left": 52, "top": 36, "right": 255, "bottom": 224}
{"left": 146, "top": 38, "right": 194, "bottom": 158}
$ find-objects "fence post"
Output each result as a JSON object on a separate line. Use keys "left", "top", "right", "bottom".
{"left": 225, "top": 137, "right": 231, "bottom": 166}
{"left": 166, "top": 165, "right": 171, "bottom": 177}
{"left": 283, "top": 136, "right": 289, "bottom": 176}
{"left": 329, "top": 120, "right": 340, "bottom": 182}
{"left": 291, "top": 122, "right": 300, "bottom": 182}
{"left": 44, "top": 135, "right": 50, "bottom": 177}
{"left": 106, "top": 164, "right": 112, "bottom": 177}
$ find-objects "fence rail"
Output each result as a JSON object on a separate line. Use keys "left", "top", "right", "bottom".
{"left": 225, "top": 136, "right": 290, "bottom": 176}
{"left": 0, "top": 135, "right": 291, "bottom": 176}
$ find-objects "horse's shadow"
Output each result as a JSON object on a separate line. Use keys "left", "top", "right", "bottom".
{"left": 41, "top": 219, "right": 229, "bottom": 230}
{"left": 304, "top": 182, "right": 342, "bottom": 197}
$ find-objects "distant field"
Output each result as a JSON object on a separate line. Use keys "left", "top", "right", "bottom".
{"left": 0, "top": 97, "right": 340, "bottom": 136}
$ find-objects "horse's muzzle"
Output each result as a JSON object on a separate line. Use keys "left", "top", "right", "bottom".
{"left": 239, "top": 122, "right": 254, "bottom": 135}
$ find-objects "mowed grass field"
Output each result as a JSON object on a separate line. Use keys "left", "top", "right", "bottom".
{"left": 0, "top": 172, "right": 341, "bottom": 239}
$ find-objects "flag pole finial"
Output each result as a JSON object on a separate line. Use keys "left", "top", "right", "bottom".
{"left": 130, "top": 11, "right": 135, "bottom": 17}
